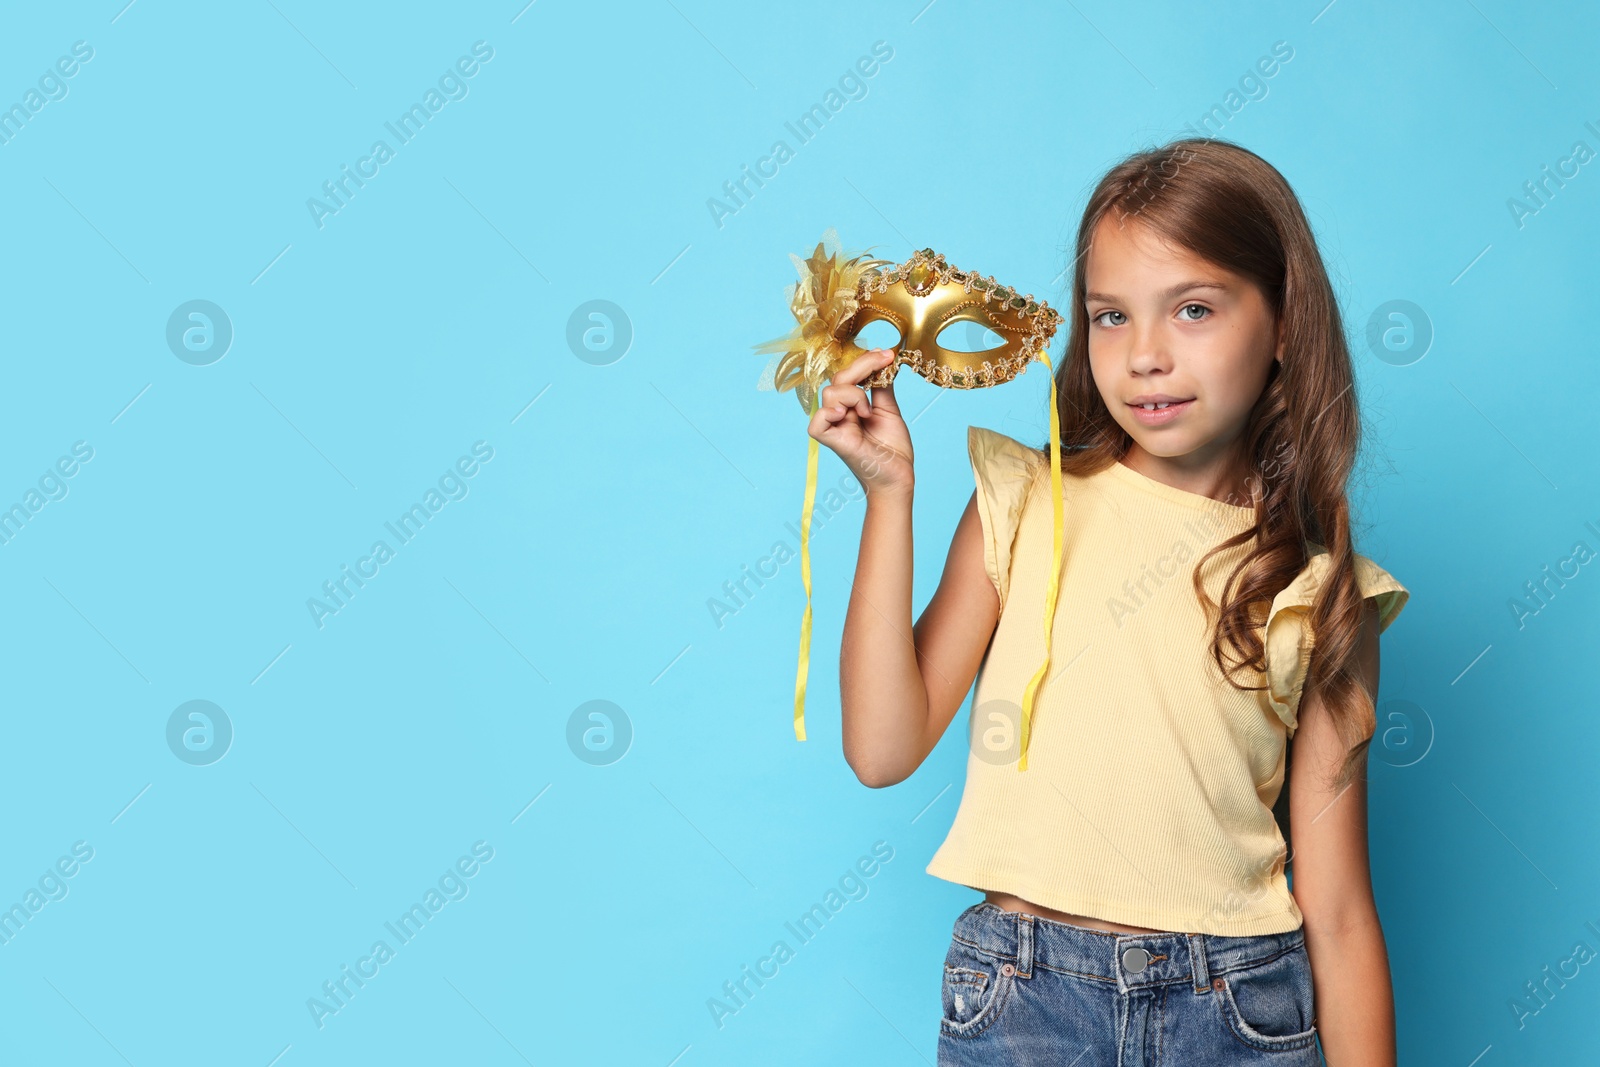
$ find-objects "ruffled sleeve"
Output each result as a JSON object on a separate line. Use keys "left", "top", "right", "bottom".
{"left": 1263, "top": 550, "right": 1410, "bottom": 736}
{"left": 967, "top": 425, "right": 1045, "bottom": 611}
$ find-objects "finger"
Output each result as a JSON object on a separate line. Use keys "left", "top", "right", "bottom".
{"left": 809, "top": 397, "right": 856, "bottom": 438}
{"left": 837, "top": 350, "right": 897, "bottom": 419}
{"left": 867, "top": 370, "right": 902, "bottom": 418}
{"left": 831, "top": 346, "right": 898, "bottom": 389}
{"left": 820, "top": 380, "right": 868, "bottom": 417}
{"left": 852, "top": 347, "right": 901, "bottom": 416}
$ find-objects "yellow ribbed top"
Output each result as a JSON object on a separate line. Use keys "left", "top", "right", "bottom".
{"left": 924, "top": 426, "right": 1410, "bottom": 935}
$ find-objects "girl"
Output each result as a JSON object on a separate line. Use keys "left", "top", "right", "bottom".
{"left": 809, "top": 139, "right": 1409, "bottom": 1065}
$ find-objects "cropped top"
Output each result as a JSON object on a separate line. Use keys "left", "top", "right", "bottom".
{"left": 924, "top": 426, "right": 1410, "bottom": 935}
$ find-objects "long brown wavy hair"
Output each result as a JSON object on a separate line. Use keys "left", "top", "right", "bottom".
{"left": 1038, "top": 137, "right": 1377, "bottom": 798}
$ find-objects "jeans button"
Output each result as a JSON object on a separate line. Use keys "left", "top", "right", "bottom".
{"left": 1001, "top": 962, "right": 1016, "bottom": 977}
{"left": 1121, "top": 947, "right": 1150, "bottom": 973}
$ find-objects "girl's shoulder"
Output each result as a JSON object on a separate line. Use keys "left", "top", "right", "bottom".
{"left": 966, "top": 424, "right": 1095, "bottom": 486}
{"left": 966, "top": 425, "right": 1047, "bottom": 484}
{"left": 1270, "top": 544, "right": 1411, "bottom": 632}
{"left": 1263, "top": 545, "right": 1411, "bottom": 735}
{"left": 965, "top": 426, "right": 1047, "bottom": 611}
{"left": 966, "top": 425, "right": 1091, "bottom": 609}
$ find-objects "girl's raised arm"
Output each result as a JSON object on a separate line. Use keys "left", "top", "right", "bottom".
{"left": 809, "top": 349, "right": 1000, "bottom": 787}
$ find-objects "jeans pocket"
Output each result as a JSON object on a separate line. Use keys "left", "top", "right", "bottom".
{"left": 942, "top": 965, "right": 990, "bottom": 1025}
{"left": 1214, "top": 943, "right": 1319, "bottom": 1051}
{"left": 939, "top": 936, "right": 1013, "bottom": 1037}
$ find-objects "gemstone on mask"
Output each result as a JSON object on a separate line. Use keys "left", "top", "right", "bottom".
{"left": 906, "top": 262, "right": 937, "bottom": 295}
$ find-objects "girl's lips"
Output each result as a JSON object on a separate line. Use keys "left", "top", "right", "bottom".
{"left": 1128, "top": 399, "right": 1193, "bottom": 425}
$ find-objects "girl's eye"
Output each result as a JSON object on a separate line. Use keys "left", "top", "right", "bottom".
{"left": 1091, "top": 309, "right": 1125, "bottom": 328}
{"left": 1178, "top": 303, "right": 1211, "bottom": 322}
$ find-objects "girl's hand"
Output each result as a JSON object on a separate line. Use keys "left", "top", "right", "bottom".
{"left": 807, "top": 347, "right": 913, "bottom": 500}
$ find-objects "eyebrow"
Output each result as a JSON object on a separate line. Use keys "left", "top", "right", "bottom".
{"left": 1084, "top": 280, "right": 1231, "bottom": 304}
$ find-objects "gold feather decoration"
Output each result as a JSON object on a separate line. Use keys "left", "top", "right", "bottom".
{"left": 753, "top": 228, "right": 895, "bottom": 416}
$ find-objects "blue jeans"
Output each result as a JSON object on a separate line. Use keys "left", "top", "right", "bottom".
{"left": 937, "top": 902, "right": 1323, "bottom": 1065}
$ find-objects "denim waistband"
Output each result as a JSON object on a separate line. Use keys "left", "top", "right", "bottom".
{"left": 951, "top": 901, "right": 1307, "bottom": 996}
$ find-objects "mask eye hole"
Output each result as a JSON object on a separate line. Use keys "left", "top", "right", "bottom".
{"left": 851, "top": 320, "right": 902, "bottom": 351}
{"left": 936, "top": 320, "right": 1008, "bottom": 353}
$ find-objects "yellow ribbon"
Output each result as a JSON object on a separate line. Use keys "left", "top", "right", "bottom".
{"left": 793, "top": 389, "right": 821, "bottom": 742}
{"left": 1017, "top": 349, "right": 1065, "bottom": 771}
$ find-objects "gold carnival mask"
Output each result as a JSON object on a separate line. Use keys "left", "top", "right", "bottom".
{"left": 842, "top": 246, "right": 1062, "bottom": 393}
{"left": 755, "top": 230, "right": 1067, "bottom": 770}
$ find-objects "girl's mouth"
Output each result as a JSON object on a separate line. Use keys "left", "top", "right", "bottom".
{"left": 1128, "top": 399, "right": 1193, "bottom": 425}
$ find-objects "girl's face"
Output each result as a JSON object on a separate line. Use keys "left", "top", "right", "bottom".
{"left": 1084, "top": 215, "right": 1283, "bottom": 500}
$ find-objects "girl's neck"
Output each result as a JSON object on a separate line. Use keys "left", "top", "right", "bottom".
{"left": 1118, "top": 440, "right": 1255, "bottom": 511}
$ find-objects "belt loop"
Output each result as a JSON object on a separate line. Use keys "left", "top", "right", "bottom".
{"left": 1188, "top": 933, "right": 1211, "bottom": 993}
{"left": 1015, "top": 914, "right": 1035, "bottom": 978}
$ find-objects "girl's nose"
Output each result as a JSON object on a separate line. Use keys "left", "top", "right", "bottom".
{"left": 1125, "top": 325, "right": 1171, "bottom": 373}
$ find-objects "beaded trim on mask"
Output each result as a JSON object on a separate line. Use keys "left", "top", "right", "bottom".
{"left": 846, "top": 247, "right": 1064, "bottom": 390}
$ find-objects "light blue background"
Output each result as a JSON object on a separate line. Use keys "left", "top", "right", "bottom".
{"left": 0, "top": 1, "right": 1595, "bottom": 1064}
